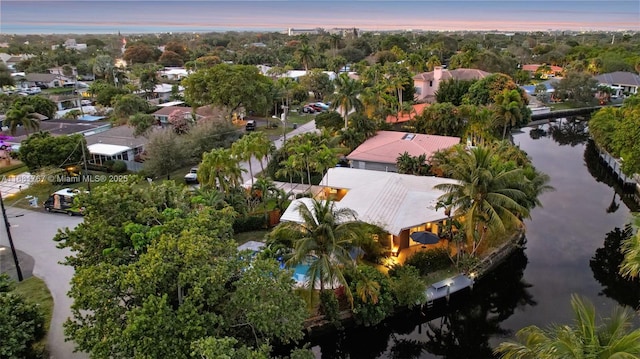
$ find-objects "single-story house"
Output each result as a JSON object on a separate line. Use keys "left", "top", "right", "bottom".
{"left": 413, "top": 66, "right": 490, "bottom": 102}
{"left": 594, "top": 71, "right": 640, "bottom": 98}
{"left": 18, "top": 73, "right": 64, "bottom": 89}
{"left": 385, "top": 103, "right": 429, "bottom": 126}
{"left": 280, "top": 167, "right": 459, "bottom": 253}
{"left": 521, "top": 64, "right": 563, "bottom": 78}
{"left": 158, "top": 67, "right": 191, "bottom": 81}
{"left": 85, "top": 125, "right": 148, "bottom": 171}
{"left": 153, "top": 83, "right": 184, "bottom": 102}
{"left": 151, "top": 105, "right": 223, "bottom": 125}
{"left": 346, "top": 131, "right": 460, "bottom": 172}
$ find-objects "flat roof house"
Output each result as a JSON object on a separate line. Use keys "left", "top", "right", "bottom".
{"left": 347, "top": 131, "right": 460, "bottom": 173}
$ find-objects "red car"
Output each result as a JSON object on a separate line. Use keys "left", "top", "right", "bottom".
{"left": 301, "top": 105, "right": 316, "bottom": 113}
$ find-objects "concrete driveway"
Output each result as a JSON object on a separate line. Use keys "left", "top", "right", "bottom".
{"left": 1, "top": 207, "right": 87, "bottom": 359}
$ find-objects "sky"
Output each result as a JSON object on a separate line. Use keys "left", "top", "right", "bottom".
{"left": 1, "top": 1, "right": 639, "bottom": 34}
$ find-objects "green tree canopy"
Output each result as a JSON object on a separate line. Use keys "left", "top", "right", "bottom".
{"left": 183, "top": 64, "right": 272, "bottom": 119}
{"left": 18, "top": 132, "right": 87, "bottom": 172}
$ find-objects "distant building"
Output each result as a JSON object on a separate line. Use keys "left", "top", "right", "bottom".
{"left": 51, "top": 39, "right": 87, "bottom": 51}
{"left": 287, "top": 28, "right": 320, "bottom": 36}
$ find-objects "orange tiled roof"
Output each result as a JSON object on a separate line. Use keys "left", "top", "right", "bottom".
{"left": 386, "top": 103, "right": 429, "bottom": 124}
{"left": 522, "top": 64, "right": 563, "bottom": 73}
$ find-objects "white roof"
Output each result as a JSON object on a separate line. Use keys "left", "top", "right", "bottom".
{"left": 281, "top": 168, "right": 459, "bottom": 236}
{"left": 53, "top": 188, "right": 85, "bottom": 197}
{"left": 157, "top": 100, "right": 185, "bottom": 107}
{"left": 237, "top": 241, "right": 265, "bottom": 252}
{"left": 154, "top": 83, "right": 184, "bottom": 93}
{"left": 88, "top": 143, "right": 131, "bottom": 156}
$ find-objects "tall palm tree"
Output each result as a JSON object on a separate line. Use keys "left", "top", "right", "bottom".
{"left": 314, "top": 145, "right": 339, "bottom": 186}
{"left": 277, "top": 199, "right": 365, "bottom": 305}
{"left": 495, "top": 295, "right": 640, "bottom": 359}
{"left": 434, "top": 146, "right": 530, "bottom": 256}
{"left": 494, "top": 89, "right": 523, "bottom": 140}
{"left": 384, "top": 63, "right": 410, "bottom": 113}
{"left": 331, "top": 73, "right": 364, "bottom": 129}
{"left": 4, "top": 105, "right": 40, "bottom": 136}
{"left": 251, "top": 131, "right": 273, "bottom": 174}
{"left": 232, "top": 135, "right": 255, "bottom": 187}
{"left": 294, "top": 141, "right": 314, "bottom": 186}
{"left": 328, "top": 33, "right": 341, "bottom": 57}
{"left": 276, "top": 156, "right": 297, "bottom": 186}
{"left": 199, "top": 148, "right": 245, "bottom": 193}
{"left": 296, "top": 44, "right": 315, "bottom": 71}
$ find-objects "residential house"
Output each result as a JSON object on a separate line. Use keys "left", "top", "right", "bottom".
{"left": 84, "top": 125, "right": 148, "bottom": 171}
{"left": 385, "top": 103, "right": 429, "bottom": 127}
{"left": 280, "top": 167, "right": 459, "bottom": 254}
{"left": 413, "top": 66, "right": 490, "bottom": 102}
{"left": 0, "top": 53, "right": 33, "bottom": 69}
{"left": 158, "top": 67, "right": 190, "bottom": 81}
{"left": 594, "top": 71, "right": 640, "bottom": 98}
{"left": 51, "top": 39, "right": 87, "bottom": 51}
{"left": 153, "top": 83, "right": 184, "bottom": 102}
{"left": 346, "top": 131, "right": 460, "bottom": 172}
{"left": 521, "top": 64, "right": 563, "bottom": 79}
{"left": 19, "top": 73, "right": 64, "bottom": 89}
{"left": 151, "top": 104, "right": 220, "bottom": 125}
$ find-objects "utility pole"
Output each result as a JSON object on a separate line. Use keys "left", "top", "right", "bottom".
{"left": 0, "top": 191, "right": 23, "bottom": 281}
{"left": 81, "top": 139, "right": 91, "bottom": 191}
{"left": 281, "top": 105, "right": 288, "bottom": 144}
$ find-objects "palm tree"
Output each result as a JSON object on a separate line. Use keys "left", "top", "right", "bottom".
{"left": 294, "top": 141, "right": 314, "bottom": 186}
{"left": 251, "top": 132, "right": 273, "bottom": 174}
{"left": 384, "top": 63, "right": 410, "bottom": 113}
{"left": 276, "top": 156, "right": 297, "bottom": 186}
{"left": 199, "top": 148, "right": 245, "bottom": 193}
{"left": 495, "top": 295, "right": 640, "bottom": 359}
{"left": 314, "top": 145, "right": 339, "bottom": 186}
{"left": 277, "top": 199, "right": 365, "bottom": 305}
{"left": 434, "top": 146, "right": 530, "bottom": 256}
{"left": 494, "top": 89, "right": 523, "bottom": 140}
{"left": 328, "top": 33, "right": 341, "bottom": 57}
{"left": 296, "top": 44, "right": 315, "bottom": 71}
{"left": 4, "top": 105, "right": 40, "bottom": 136}
{"left": 620, "top": 231, "right": 640, "bottom": 279}
{"left": 331, "top": 73, "right": 364, "bottom": 129}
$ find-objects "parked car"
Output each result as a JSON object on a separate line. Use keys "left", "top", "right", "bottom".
{"left": 301, "top": 105, "right": 316, "bottom": 114}
{"left": 43, "top": 188, "right": 86, "bottom": 216}
{"left": 245, "top": 119, "right": 256, "bottom": 131}
{"left": 313, "top": 102, "right": 330, "bottom": 110}
{"left": 308, "top": 104, "right": 325, "bottom": 112}
{"left": 184, "top": 167, "right": 198, "bottom": 184}
{"left": 24, "top": 87, "right": 42, "bottom": 95}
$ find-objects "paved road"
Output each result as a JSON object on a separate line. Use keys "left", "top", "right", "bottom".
{"left": 240, "top": 120, "right": 318, "bottom": 185}
{"left": 2, "top": 207, "right": 87, "bottom": 359}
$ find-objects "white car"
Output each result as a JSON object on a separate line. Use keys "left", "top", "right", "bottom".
{"left": 184, "top": 167, "right": 198, "bottom": 184}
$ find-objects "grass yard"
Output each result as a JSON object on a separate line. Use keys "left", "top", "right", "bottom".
{"left": 14, "top": 276, "right": 54, "bottom": 354}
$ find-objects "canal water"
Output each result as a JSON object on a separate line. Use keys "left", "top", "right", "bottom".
{"left": 308, "top": 117, "right": 640, "bottom": 358}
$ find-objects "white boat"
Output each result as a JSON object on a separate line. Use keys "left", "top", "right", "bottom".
{"left": 425, "top": 274, "right": 474, "bottom": 302}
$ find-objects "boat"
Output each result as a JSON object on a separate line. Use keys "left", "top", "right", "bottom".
{"left": 424, "top": 274, "right": 474, "bottom": 303}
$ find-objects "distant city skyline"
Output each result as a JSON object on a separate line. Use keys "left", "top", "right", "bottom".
{"left": 1, "top": 1, "right": 639, "bottom": 34}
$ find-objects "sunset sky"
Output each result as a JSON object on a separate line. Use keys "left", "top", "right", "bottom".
{"left": 1, "top": 1, "right": 639, "bottom": 34}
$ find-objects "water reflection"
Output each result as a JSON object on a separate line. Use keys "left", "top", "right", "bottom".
{"left": 311, "top": 249, "right": 534, "bottom": 359}
{"left": 590, "top": 225, "right": 640, "bottom": 310}
{"left": 583, "top": 139, "right": 640, "bottom": 212}
{"left": 528, "top": 118, "right": 590, "bottom": 146}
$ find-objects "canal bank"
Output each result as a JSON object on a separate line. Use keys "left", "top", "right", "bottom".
{"left": 303, "top": 116, "right": 640, "bottom": 358}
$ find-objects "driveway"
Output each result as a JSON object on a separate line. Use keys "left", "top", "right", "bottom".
{"left": 3, "top": 207, "right": 87, "bottom": 359}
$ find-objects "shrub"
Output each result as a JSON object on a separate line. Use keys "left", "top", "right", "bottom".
{"left": 233, "top": 215, "right": 266, "bottom": 233}
{"left": 405, "top": 247, "right": 451, "bottom": 276}
{"left": 319, "top": 290, "right": 341, "bottom": 328}
{"left": 389, "top": 265, "right": 426, "bottom": 308}
{"left": 346, "top": 265, "right": 395, "bottom": 327}
{"left": 111, "top": 160, "right": 127, "bottom": 173}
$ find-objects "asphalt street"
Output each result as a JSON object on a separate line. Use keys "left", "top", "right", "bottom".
{"left": 1, "top": 207, "right": 87, "bottom": 359}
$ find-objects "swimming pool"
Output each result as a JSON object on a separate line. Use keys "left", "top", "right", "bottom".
{"left": 281, "top": 256, "right": 315, "bottom": 284}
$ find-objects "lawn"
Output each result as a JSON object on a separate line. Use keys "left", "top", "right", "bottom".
{"left": 14, "top": 276, "right": 54, "bottom": 353}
